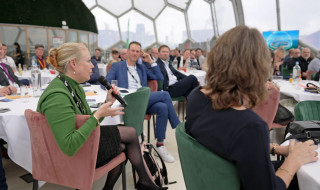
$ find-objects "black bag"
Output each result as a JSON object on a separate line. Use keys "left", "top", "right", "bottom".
{"left": 134, "top": 142, "right": 175, "bottom": 189}
{"left": 304, "top": 83, "right": 320, "bottom": 94}
{"left": 284, "top": 120, "right": 320, "bottom": 145}
{"left": 273, "top": 104, "right": 294, "bottom": 125}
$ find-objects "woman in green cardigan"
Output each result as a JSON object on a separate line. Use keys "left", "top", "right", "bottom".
{"left": 37, "top": 43, "right": 164, "bottom": 190}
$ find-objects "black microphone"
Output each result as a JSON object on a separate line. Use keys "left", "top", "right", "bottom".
{"left": 98, "top": 76, "right": 128, "bottom": 107}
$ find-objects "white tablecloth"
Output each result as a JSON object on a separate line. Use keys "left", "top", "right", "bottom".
{"left": 273, "top": 80, "right": 320, "bottom": 102}
{"left": 98, "top": 64, "right": 107, "bottom": 77}
{"left": 17, "top": 70, "right": 57, "bottom": 85}
{"left": 282, "top": 140, "right": 320, "bottom": 190}
{"left": 0, "top": 85, "right": 123, "bottom": 175}
{"left": 179, "top": 69, "right": 206, "bottom": 86}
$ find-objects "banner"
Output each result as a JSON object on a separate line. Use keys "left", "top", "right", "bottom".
{"left": 262, "top": 30, "right": 299, "bottom": 50}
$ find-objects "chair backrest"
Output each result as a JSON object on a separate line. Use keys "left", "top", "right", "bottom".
{"left": 123, "top": 87, "right": 150, "bottom": 136}
{"left": 176, "top": 123, "right": 240, "bottom": 190}
{"left": 147, "top": 80, "right": 158, "bottom": 92}
{"left": 253, "top": 87, "right": 280, "bottom": 129}
{"left": 281, "top": 65, "right": 292, "bottom": 79}
{"left": 25, "top": 109, "right": 100, "bottom": 190}
{"left": 294, "top": 101, "right": 320, "bottom": 121}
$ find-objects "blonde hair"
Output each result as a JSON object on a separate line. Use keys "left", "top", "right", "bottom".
{"left": 49, "top": 43, "right": 87, "bottom": 73}
{"left": 204, "top": 25, "right": 270, "bottom": 109}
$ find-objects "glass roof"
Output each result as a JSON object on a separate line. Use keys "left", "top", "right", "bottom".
{"left": 83, "top": 0, "right": 320, "bottom": 50}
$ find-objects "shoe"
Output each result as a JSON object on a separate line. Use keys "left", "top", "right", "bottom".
{"left": 1, "top": 147, "right": 9, "bottom": 159}
{"left": 136, "top": 181, "right": 168, "bottom": 190}
{"left": 154, "top": 146, "right": 175, "bottom": 163}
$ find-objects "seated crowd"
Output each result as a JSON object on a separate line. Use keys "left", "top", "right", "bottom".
{"left": 0, "top": 25, "right": 319, "bottom": 190}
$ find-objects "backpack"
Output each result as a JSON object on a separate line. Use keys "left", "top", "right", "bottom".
{"left": 134, "top": 142, "right": 175, "bottom": 188}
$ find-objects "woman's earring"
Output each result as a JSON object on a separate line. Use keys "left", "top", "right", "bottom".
{"left": 73, "top": 71, "right": 76, "bottom": 74}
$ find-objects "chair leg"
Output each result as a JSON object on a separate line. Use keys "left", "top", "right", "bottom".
{"left": 33, "top": 179, "right": 38, "bottom": 190}
{"left": 182, "top": 100, "right": 185, "bottom": 121}
{"left": 132, "top": 166, "right": 136, "bottom": 189}
{"left": 122, "top": 162, "right": 126, "bottom": 190}
{"left": 147, "top": 119, "right": 150, "bottom": 143}
{"left": 152, "top": 115, "right": 156, "bottom": 140}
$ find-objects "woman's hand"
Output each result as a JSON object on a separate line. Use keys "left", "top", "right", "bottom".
{"left": 105, "top": 84, "right": 120, "bottom": 103}
{"left": 94, "top": 101, "right": 124, "bottom": 119}
{"left": 8, "top": 85, "right": 17, "bottom": 94}
{"left": 0, "top": 87, "right": 10, "bottom": 96}
{"left": 287, "top": 140, "right": 318, "bottom": 167}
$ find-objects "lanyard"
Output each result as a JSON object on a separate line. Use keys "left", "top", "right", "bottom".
{"left": 127, "top": 67, "right": 141, "bottom": 86}
{"left": 57, "top": 75, "right": 86, "bottom": 114}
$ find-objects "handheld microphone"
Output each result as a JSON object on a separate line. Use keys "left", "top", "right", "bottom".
{"left": 98, "top": 76, "right": 128, "bottom": 107}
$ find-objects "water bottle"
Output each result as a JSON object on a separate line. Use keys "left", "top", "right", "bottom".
{"left": 172, "top": 58, "right": 178, "bottom": 69}
{"left": 292, "top": 61, "right": 301, "bottom": 85}
{"left": 31, "top": 57, "right": 41, "bottom": 97}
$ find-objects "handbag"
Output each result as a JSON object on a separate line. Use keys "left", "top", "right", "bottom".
{"left": 305, "top": 83, "right": 320, "bottom": 94}
{"left": 273, "top": 104, "right": 294, "bottom": 125}
{"left": 284, "top": 120, "right": 320, "bottom": 145}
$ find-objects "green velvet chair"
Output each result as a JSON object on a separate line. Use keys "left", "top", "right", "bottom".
{"left": 123, "top": 87, "right": 150, "bottom": 136}
{"left": 176, "top": 123, "right": 241, "bottom": 190}
{"left": 281, "top": 65, "right": 292, "bottom": 79}
{"left": 294, "top": 100, "right": 320, "bottom": 121}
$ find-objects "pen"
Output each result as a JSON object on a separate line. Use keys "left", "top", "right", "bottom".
{"left": 8, "top": 88, "right": 11, "bottom": 95}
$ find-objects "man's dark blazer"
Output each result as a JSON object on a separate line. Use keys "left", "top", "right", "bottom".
{"left": 0, "top": 64, "right": 22, "bottom": 86}
{"left": 156, "top": 58, "right": 186, "bottom": 91}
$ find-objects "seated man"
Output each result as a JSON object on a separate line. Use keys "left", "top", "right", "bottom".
{"left": 107, "top": 41, "right": 180, "bottom": 163}
{"left": 87, "top": 49, "right": 101, "bottom": 84}
{"left": 1, "top": 44, "right": 17, "bottom": 72}
{"left": 29, "top": 44, "right": 49, "bottom": 69}
{"left": 157, "top": 45, "right": 199, "bottom": 98}
{"left": 0, "top": 43, "right": 23, "bottom": 87}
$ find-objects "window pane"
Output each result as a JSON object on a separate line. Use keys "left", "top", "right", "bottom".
{"left": 28, "top": 27, "right": 48, "bottom": 57}
{"left": 119, "top": 10, "right": 155, "bottom": 48}
{"left": 48, "top": 29, "right": 66, "bottom": 49}
{"left": 242, "top": 0, "right": 277, "bottom": 32}
{"left": 134, "top": 0, "right": 165, "bottom": 18}
{"left": 167, "top": 0, "right": 189, "bottom": 10}
{"left": 214, "top": 0, "right": 236, "bottom": 35}
{"left": 188, "top": 0, "right": 214, "bottom": 42}
{"left": 97, "top": 0, "right": 131, "bottom": 16}
{"left": 89, "top": 33, "right": 98, "bottom": 54}
{"left": 68, "top": 31, "right": 78, "bottom": 42}
{"left": 280, "top": 0, "right": 320, "bottom": 49}
{"left": 0, "top": 26, "right": 27, "bottom": 58}
{"left": 92, "top": 7, "right": 120, "bottom": 49}
{"left": 80, "top": 32, "right": 89, "bottom": 47}
{"left": 156, "top": 7, "right": 187, "bottom": 48}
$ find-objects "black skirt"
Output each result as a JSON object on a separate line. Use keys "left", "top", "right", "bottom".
{"left": 96, "top": 125, "right": 121, "bottom": 168}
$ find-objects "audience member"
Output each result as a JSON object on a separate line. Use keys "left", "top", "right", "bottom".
{"left": 170, "top": 48, "right": 180, "bottom": 62}
{"left": 30, "top": 44, "right": 49, "bottom": 69}
{"left": 107, "top": 41, "right": 180, "bottom": 163}
{"left": 178, "top": 49, "right": 190, "bottom": 68}
{"left": 1, "top": 44, "right": 17, "bottom": 72}
{"left": 119, "top": 49, "right": 127, "bottom": 61}
{"left": 195, "top": 48, "right": 205, "bottom": 66}
{"left": 150, "top": 47, "right": 159, "bottom": 62}
{"left": 186, "top": 25, "right": 318, "bottom": 190}
{"left": 88, "top": 49, "right": 101, "bottom": 84}
{"left": 13, "top": 42, "right": 24, "bottom": 67}
{"left": 307, "top": 55, "right": 320, "bottom": 73}
{"left": 273, "top": 47, "right": 285, "bottom": 75}
{"left": 189, "top": 49, "right": 200, "bottom": 69}
{"left": 0, "top": 43, "right": 22, "bottom": 87}
{"left": 283, "top": 48, "right": 295, "bottom": 68}
{"left": 37, "top": 42, "right": 165, "bottom": 190}
{"left": 111, "top": 50, "right": 120, "bottom": 62}
{"left": 157, "top": 45, "right": 198, "bottom": 98}
{"left": 91, "top": 48, "right": 104, "bottom": 64}
{"left": 288, "top": 48, "right": 313, "bottom": 79}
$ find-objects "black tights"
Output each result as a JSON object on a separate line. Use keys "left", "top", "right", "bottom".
{"left": 102, "top": 126, "right": 158, "bottom": 190}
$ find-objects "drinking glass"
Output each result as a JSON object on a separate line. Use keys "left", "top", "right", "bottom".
{"left": 111, "top": 80, "right": 118, "bottom": 87}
